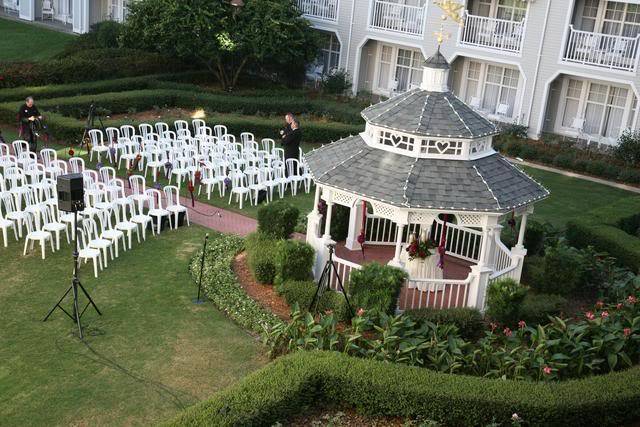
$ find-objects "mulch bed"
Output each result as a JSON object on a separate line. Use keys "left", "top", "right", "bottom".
{"left": 233, "top": 251, "right": 292, "bottom": 321}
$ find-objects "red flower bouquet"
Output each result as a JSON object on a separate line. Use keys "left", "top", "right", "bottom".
{"left": 406, "top": 233, "right": 436, "bottom": 261}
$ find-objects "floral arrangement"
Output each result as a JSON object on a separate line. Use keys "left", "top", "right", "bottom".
{"left": 406, "top": 232, "right": 436, "bottom": 261}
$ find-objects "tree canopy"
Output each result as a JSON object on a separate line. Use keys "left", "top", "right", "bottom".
{"left": 121, "top": 0, "right": 320, "bottom": 89}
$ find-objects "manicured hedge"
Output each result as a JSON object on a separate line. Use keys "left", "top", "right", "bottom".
{"left": 0, "top": 48, "right": 186, "bottom": 88}
{"left": 167, "top": 351, "right": 640, "bottom": 427}
{"left": 566, "top": 196, "right": 640, "bottom": 272}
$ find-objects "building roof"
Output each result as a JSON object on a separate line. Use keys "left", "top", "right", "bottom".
{"left": 424, "top": 48, "right": 450, "bottom": 69}
{"left": 361, "top": 89, "right": 497, "bottom": 139}
{"left": 304, "top": 135, "right": 549, "bottom": 213}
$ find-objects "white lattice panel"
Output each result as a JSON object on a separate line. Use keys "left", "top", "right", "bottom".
{"left": 408, "top": 211, "right": 437, "bottom": 225}
{"left": 332, "top": 190, "right": 357, "bottom": 207}
{"left": 371, "top": 202, "right": 397, "bottom": 220}
{"left": 468, "top": 138, "right": 491, "bottom": 156}
{"left": 420, "top": 139, "right": 464, "bottom": 156}
{"left": 457, "top": 213, "right": 485, "bottom": 227}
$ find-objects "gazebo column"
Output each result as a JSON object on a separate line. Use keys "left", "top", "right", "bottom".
{"left": 515, "top": 212, "right": 528, "bottom": 249}
{"left": 510, "top": 209, "right": 532, "bottom": 283}
{"left": 323, "top": 201, "right": 334, "bottom": 241}
{"left": 388, "top": 221, "right": 407, "bottom": 268}
{"left": 467, "top": 216, "right": 498, "bottom": 312}
{"left": 306, "top": 185, "right": 324, "bottom": 241}
{"left": 345, "top": 201, "right": 364, "bottom": 251}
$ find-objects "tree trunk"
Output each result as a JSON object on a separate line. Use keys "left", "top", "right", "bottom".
{"left": 230, "top": 57, "right": 249, "bottom": 91}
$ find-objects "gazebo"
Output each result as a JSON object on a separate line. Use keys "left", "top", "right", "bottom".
{"left": 303, "top": 49, "right": 549, "bottom": 312}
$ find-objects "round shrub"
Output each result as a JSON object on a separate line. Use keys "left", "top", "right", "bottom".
{"left": 405, "top": 307, "right": 485, "bottom": 340}
{"left": 518, "top": 293, "right": 567, "bottom": 325}
{"left": 245, "top": 232, "right": 280, "bottom": 284}
{"left": 486, "top": 278, "right": 528, "bottom": 325}
{"left": 348, "top": 263, "right": 407, "bottom": 315}
{"left": 275, "top": 240, "right": 315, "bottom": 284}
{"left": 517, "top": 144, "right": 539, "bottom": 160}
{"left": 524, "top": 220, "right": 547, "bottom": 256}
{"left": 257, "top": 201, "right": 300, "bottom": 239}
{"left": 278, "top": 280, "right": 348, "bottom": 320}
{"left": 534, "top": 242, "right": 585, "bottom": 296}
{"left": 615, "top": 129, "right": 640, "bottom": 167}
{"left": 553, "top": 153, "right": 575, "bottom": 169}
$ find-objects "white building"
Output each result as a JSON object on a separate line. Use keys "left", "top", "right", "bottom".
{"left": 7, "top": 0, "right": 640, "bottom": 144}
{"left": 298, "top": 0, "right": 640, "bottom": 145}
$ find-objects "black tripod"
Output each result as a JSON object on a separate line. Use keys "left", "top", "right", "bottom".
{"left": 80, "top": 104, "right": 105, "bottom": 155}
{"left": 309, "top": 244, "right": 354, "bottom": 318}
{"left": 43, "top": 207, "right": 101, "bottom": 339}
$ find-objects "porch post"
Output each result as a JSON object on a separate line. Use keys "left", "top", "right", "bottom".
{"left": 389, "top": 221, "right": 406, "bottom": 268}
{"left": 467, "top": 265, "right": 492, "bottom": 312}
{"left": 516, "top": 212, "right": 528, "bottom": 249}
{"left": 313, "top": 185, "right": 321, "bottom": 215}
{"left": 306, "top": 185, "right": 323, "bottom": 241}
{"left": 323, "top": 202, "right": 334, "bottom": 240}
{"left": 345, "top": 201, "right": 364, "bottom": 251}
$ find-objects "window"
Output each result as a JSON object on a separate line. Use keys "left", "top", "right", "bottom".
{"left": 463, "top": 61, "right": 520, "bottom": 117}
{"left": 318, "top": 32, "right": 341, "bottom": 72}
{"left": 562, "top": 79, "right": 583, "bottom": 127}
{"left": 580, "top": 0, "right": 599, "bottom": 31}
{"left": 601, "top": 1, "right": 640, "bottom": 37}
{"left": 375, "top": 44, "right": 424, "bottom": 94}
{"left": 472, "top": 0, "right": 491, "bottom": 16}
{"left": 496, "top": 0, "right": 527, "bottom": 22}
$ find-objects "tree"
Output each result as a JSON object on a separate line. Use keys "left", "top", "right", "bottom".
{"left": 121, "top": 0, "right": 320, "bottom": 90}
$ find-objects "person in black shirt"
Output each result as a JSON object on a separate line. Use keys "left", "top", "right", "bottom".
{"left": 18, "top": 96, "right": 42, "bottom": 152}
{"left": 282, "top": 119, "right": 302, "bottom": 177}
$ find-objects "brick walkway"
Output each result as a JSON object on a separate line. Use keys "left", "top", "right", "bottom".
{"left": 179, "top": 194, "right": 258, "bottom": 236}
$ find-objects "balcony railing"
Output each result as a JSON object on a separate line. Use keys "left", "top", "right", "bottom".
{"left": 563, "top": 25, "right": 640, "bottom": 72}
{"left": 369, "top": 0, "right": 425, "bottom": 37}
{"left": 297, "top": 0, "right": 338, "bottom": 22}
{"left": 459, "top": 13, "right": 525, "bottom": 54}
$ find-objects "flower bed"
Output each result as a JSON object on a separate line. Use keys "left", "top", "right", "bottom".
{"left": 167, "top": 350, "right": 640, "bottom": 426}
{"left": 189, "top": 234, "right": 280, "bottom": 333}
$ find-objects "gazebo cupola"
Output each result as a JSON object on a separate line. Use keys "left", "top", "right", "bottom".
{"left": 303, "top": 49, "right": 549, "bottom": 312}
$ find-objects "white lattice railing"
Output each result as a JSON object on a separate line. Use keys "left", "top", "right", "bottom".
{"left": 297, "top": 0, "right": 338, "bottom": 21}
{"left": 563, "top": 25, "right": 640, "bottom": 72}
{"left": 400, "top": 277, "right": 471, "bottom": 311}
{"left": 328, "top": 254, "right": 362, "bottom": 291}
{"left": 369, "top": 0, "right": 425, "bottom": 36}
{"left": 459, "top": 13, "right": 525, "bottom": 54}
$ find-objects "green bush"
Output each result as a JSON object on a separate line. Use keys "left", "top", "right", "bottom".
{"left": 245, "top": 232, "right": 280, "bottom": 284}
{"left": 168, "top": 351, "right": 640, "bottom": 427}
{"left": 405, "top": 307, "right": 484, "bottom": 340}
{"left": 189, "top": 234, "right": 280, "bottom": 332}
{"left": 63, "top": 21, "right": 123, "bottom": 51}
{"left": 615, "top": 129, "right": 640, "bottom": 167}
{"left": 486, "top": 278, "right": 528, "bottom": 325}
{"left": 320, "top": 69, "right": 352, "bottom": 95}
{"left": 533, "top": 242, "right": 585, "bottom": 296}
{"left": 275, "top": 240, "right": 315, "bottom": 284}
{"left": 278, "top": 280, "right": 347, "bottom": 320}
{"left": 519, "top": 293, "right": 567, "bottom": 325}
{"left": 348, "top": 263, "right": 407, "bottom": 315}
{"left": 257, "top": 200, "right": 300, "bottom": 239}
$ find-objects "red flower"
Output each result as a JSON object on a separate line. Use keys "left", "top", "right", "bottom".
{"left": 543, "top": 366, "right": 552, "bottom": 375}
{"left": 356, "top": 308, "right": 365, "bottom": 317}
{"left": 617, "top": 303, "right": 624, "bottom": 310}
{"left": 68, "top": 148, "right": 74, "bottom": 156}
{"left": 518, "top": 320, "right": 526, "bottom": 329}
{"left": 624, "top": 328, "right": 632, "bottom": 337}
{"left": 503, "top": 327, "right": 512, "bottom": 337}
{"left": 629, "top": 295, "right": 637, "bottom": 304}
{"left": 601, "top": 311, "right": 609, "bottom": 319}
{"left": 595, "top": 301, "right": 604, "bottom": 309}
{"left": 585, "top": 311, "right": 595, "bottom": 320}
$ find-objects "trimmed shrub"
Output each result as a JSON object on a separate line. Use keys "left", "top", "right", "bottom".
{"left": 275, "top": 240, "right": 315, "bottom": 284}
{"left": 519, "top": 293, "right": 567, "bottom": 326}
{"left": 257, "top": 201, "right": 299, "bottom": 239}
{"left": 486, "top": 278, "right": 528, "bottom": 325}
{"left": 189, "top": 234, "right": 280, "bottom": 332}
{"left": 245, "top": 232, "right": 280, "bottom": 284}
{"left": 168, "top": 352, "right": 640, "bottom": 427}
{"left": 533, "top": 242, "right": 585, "bottom": 296}
{"left": 405, "top": 307, "right": 484, "bottom": 340}
{"left": 278, "top": 280, "right": 348, "bottom": 320}
{"left": 348, "top": 263, "right": 407, "bottom": 315}
{"left": 615, "top": 129, "right": 640, "bottom": 167}
{"left": 320, "top": 69, "right": 352, "bottom": 95}
{"left": 63, "top": 21, "right": 123, "bottom": 51}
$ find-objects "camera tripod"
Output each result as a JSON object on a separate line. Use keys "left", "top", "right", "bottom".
{"left": 43, "top": 208, "right": 101, "bottom": 339}
{"left": 79, "top": 104, "right": 105, "bottom": 155}
{"left": 309, "top": 244, "right": 354, "bottom": 318}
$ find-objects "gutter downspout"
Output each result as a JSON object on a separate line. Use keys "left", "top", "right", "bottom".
{"left": 346, "top": 0, "right": 357, "bottom": 95}
{"left": 526, "top": 0, "right": 552, "bottom": 138}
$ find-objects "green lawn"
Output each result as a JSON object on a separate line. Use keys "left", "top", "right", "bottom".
{"left": 0, "top": 18, "right": 74, "bottom": 62}
{"left": 0, "top": 226, "right": 266, "bottom": 426}
{"left": 522, "top": 166, "right": 635, "bottom": 228}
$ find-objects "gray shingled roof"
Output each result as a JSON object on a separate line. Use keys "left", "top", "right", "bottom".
{"left": 361, "top": 89, "right": 497, "bottom": 139}
{"left": 304, "top": 135, "right": 549, "bottom": 212}
{"left": 425, "top": 48, "right": 450, "bottom": 69}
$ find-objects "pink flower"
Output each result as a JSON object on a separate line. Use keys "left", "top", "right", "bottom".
{"left": 617, "top": 303, "right": 623, "bottom": 310}
{"left": 503, "top": 327, "right": 512, "bottom": 337}
{"left": 489, "top": 322, "right": 498, "bottom": 332}
{"left": 629, "top": 295, "right": 637, "bottom": 304}
{"left": 518, "top": 320, "right": 526, "bottom": 329}
{"left": 585, "top": 311, "right": 595, "bottom": 320}
{"left": 543, "top": 366, "right": 552, "bottom": 375}
{"left": 624, "top": 328, "right": 632, "bottom": 337}
{"left": 601, "top": 311, "right": 609, "bottom": 319}
{"left": 356, "top": 308, "right": 365, "bottom": 317}
{"left": 595, "top": 301, "right": 604, "bottom": 308}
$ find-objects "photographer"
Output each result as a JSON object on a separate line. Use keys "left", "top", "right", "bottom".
{"left": 282, "top": 118, "right": 302, "bottom": 176}
{"left": 18, "top": 96, "right": 42, "bottom": 152}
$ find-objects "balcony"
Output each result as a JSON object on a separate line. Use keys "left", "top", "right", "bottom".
{"left": 563, "top": 25, "right": 640, "bottom": 73}
{"left": 459, "top": 13, "right": 525, "bottom": 54}
{"left": 369, "top": 0, "right": 425, "bottom": 37}
{"left": 297, "top": 0, "right": 338, "bottom": 22}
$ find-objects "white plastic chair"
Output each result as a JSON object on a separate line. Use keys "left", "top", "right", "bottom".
{"left": 41, "top": 204, "right": 69, "bottom": 251}
{"left": 88, "top": 129, "right": 111, "bottom": 163}
{"left": 145, "top": 188, "right": 170, "bottom": 234}
{"left": 0, "top": 193, "right": 18, "bottom": 247}
{"left": 228, "top": 172, "right": 250, "bottom": 209}
{"left": 77, "top": 229, "right": 103, "bottom": 278}
{"left": 163, "top": 185, "right": 189, "bottom": 229}
{"left": 23, "top": 211, "right": 54, "bottom": 259}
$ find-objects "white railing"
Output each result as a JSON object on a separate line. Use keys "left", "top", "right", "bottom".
{"left": 297, "top": 0, "right": 338, "bottom": 21}
{"left": 369, "top": 0, "right": 425, "bottom": 36}
{"left": 459, "top": 13, "right": 526, "bottom": 54}
{"left": 400, "top": 277, "right": 471, "bottom": 311}
{"left": 365, "top": 215, "right": 419, "bottom": 245}
{"left": 489, "top": 262, "right": 520, "bottom": 284}
{"left": 493, "top": 236, "right": 514, "bottom": 273}
{"left": 563, "top": 25, "right": 640, "bottom": 72}
{"left": 328, "top": 254, "right": 362, "bottom": 291}
{"left": 431, "top": 219, "right": 482, "bottom": 263}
